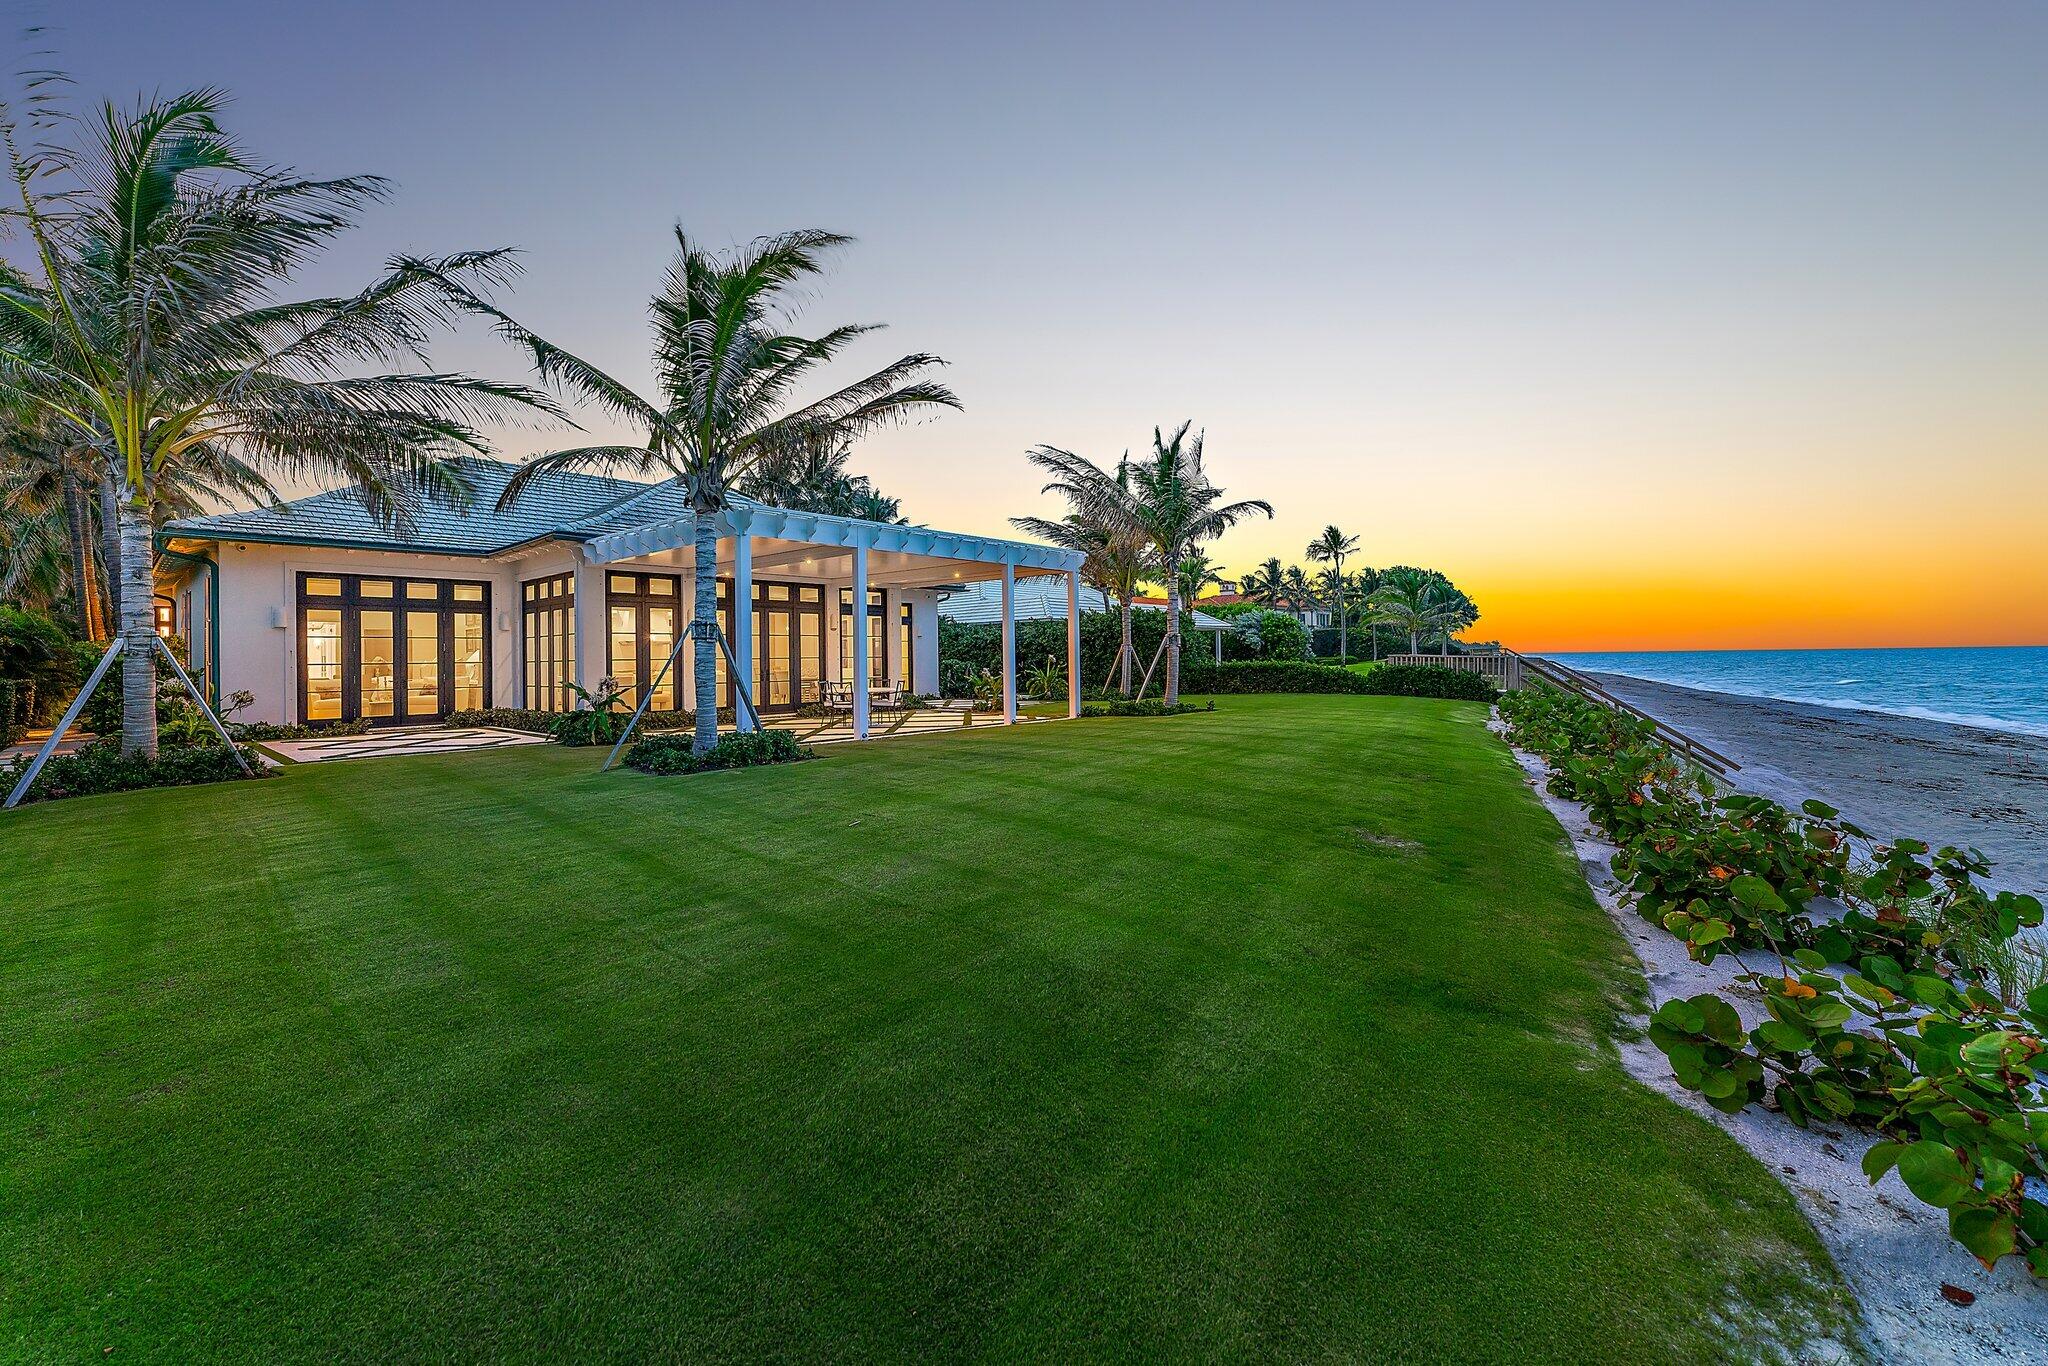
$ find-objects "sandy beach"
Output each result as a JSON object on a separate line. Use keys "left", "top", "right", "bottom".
{"left": 1582, "top": 672, "right": 2048, "bottom": 897}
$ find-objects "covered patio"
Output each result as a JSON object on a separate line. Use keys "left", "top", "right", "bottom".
{"left": 571, "top": 497, "right": 1088, "bottom": 738}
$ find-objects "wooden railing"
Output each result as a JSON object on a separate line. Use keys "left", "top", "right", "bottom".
{"left": 1515, "top": 652, "right": 1741, "bottom": 777}
{"left": 1381, "top": 648, "right": 1740, "bottom": 777}
{"left": 1385, "top": 652, "right": 1525, "bottom": 690}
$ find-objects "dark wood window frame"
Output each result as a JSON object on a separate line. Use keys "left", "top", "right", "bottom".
{"left": 296, "top": 572, "right": 491, "bottom": 727}
{"left": 521, "top": 573, "right": 576, "bottom": 713}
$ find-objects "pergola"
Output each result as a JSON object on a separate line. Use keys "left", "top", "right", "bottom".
{"left": 581, "top": 497, "right": 1089, "bottom": 735}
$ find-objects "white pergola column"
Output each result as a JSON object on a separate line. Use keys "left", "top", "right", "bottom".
{"left": 1066, "top": 570, "right": 1081, "bottom": 718}
{"left": 852, "top": 540, "right": 870, "bottom": 739}
{"left": 1214, "top": 627, "right": 1223, "bottom": 662}
{"left": 732, "top": 529, "right": 755, "bottom": 732}
{"left": 571, "top": 551, "right": 608, "bottom": 694}
{"left": 1001, "top": 563, "right": 1017, "bottom": 724}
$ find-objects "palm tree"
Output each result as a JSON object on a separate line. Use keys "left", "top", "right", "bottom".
{"left": 1240, "top": 556, "right": 1286, "bottom": 606}
{"left": 1366, "top": 567, "right": 1440, "bottom": 655}
{"left": 0, "top": 89, "right": 555, "bottom": 755}
{"left": 739, "top": 435, "right": 906, "bottom": 523}
{"left": 1173, "top": 548, "right": 1223, "bottom": 610}
{"left": 1281, "top": 564, "right": 1312, "bottom": 619}
{"left": 1015, "top": 446, "right": 1147, "bottom": 695}
{"left": 1073, "top": 423, "right": 1270, "bottom": 706}
{"left": 495, "top": 229, "right": 958, "bottom": 755}
{"left": 1305, "top": 525, "right": 1359, "bottom": 658}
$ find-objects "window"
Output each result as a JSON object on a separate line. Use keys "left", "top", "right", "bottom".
{"left": 152, "top": 596, "right": 176, "bottom": 638}
{"left": 606, "top": 572, "right": 682, "bottom": 711}
{"left": 838, "top": 587, "right": 886, "bottom": 686}
{"left": 295, "top": 573, "right": 489, "bottom": 725}
{"left": 521, "top": 573, "right": 576, "bottom": 712}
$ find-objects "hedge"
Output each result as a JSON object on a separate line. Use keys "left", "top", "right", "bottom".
{"left": 1176, "top": 660, "right": 1373, "bottom": 694}
{"left": 1357, "top": 664, "right": 1498, "bottom": 701}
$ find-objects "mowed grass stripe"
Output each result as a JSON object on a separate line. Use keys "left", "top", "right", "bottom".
{"left": 0, "top": 696, "right": 1853, "bottom": 1360}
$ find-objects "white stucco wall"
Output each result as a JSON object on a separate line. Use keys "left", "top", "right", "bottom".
{"left": 211, "top": 542, "right": 534, "bottom": 724}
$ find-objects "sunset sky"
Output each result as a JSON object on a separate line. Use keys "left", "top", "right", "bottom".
{"left": 56, "top": 0, "right": 2048, "bottom": 650}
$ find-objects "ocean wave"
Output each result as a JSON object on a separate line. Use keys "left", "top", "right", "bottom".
{"left": 1564, "top": 667, "right": 2048, "bottom": 740}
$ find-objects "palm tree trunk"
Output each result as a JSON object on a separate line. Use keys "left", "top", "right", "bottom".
{"left": 1336, "top": 581, "right": 1347, "bottom": 661}
{"left": 1164, "top": 551, "right": 1183, "bottom": 708}
{"left": 1118, "top": 597, "right": 1133, "bottom": 696}
{"left": 116, "top": 481, "right": 158, "bottom": 757}
{"left": 60, "top": 466, "right": 103, "bottom": 640}
{"left": 100, "top": 474, "right": 123, "bottom": 629}
{"left": 1409, "top": 629, "right": 1419, "bottom": 654}
{"left": 691, "top": 513, "right": 720, "bottom": 756}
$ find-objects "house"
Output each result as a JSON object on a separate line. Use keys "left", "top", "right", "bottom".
{"left": 1196, "top": 591, "right": 1335, "bottom": 630}
{"left": 939, "top": 580, "right": 1238, "bottom": 660}
{"left": 158, "top": 459, "right": 1086, "bottom": 737}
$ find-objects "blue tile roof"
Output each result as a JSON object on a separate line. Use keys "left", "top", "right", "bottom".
{"left": 164, "top": 458, "right": 662, "bottom": 555}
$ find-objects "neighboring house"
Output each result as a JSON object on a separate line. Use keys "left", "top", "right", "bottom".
{"left": 158, "top": 458, "right": 1085, "bottom": 733}
{"left": 1195, "top": 592, "right": 1335, "bottom": 630}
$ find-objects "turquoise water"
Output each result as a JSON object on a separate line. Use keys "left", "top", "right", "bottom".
{"left": 1544, "top": 646, "right": 2048, "bottom": 739}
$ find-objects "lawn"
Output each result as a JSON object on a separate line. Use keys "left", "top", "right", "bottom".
{"left": 1, "top": 696, "right": 1853, "bottom": 1360}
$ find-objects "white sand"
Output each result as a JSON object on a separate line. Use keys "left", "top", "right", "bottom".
{"left": 1494, "top": 716, "right": 2048, "bottom": 1362}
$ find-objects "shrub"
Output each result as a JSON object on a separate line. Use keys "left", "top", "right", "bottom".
{"left": 1358, "top": 664, "right": 1497, "bottom": 701}
{"left": 1, "top": 738, "right": 267, "bottom": 805}
{"left": 1498, "top": 684, "right": 2048, "bottom": 1277}
{"left": 444, "top": 708, "right": 560, "bottom": 734}
{"left": 233, "top": 717, "right": 374, "bottom": 742}
{"left": 1079, "top": 698, "right": 1214, "bottom": 717}
{"left": 0, "top": 679, "right": 22, "bottom": 748}
{"left": 0, "top": 607, "right": 80, "bottom": 724}
{"left": 624, "top": 727, "right": 809, "bottom": 775}
{"left": 1234, "top": 609, "right": 1310, "bottom": 661}
{"left": 1177, "top": 660, "right": 1374, "bottom": 694}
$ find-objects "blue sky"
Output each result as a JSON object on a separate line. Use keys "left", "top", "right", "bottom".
{"left": 30, "top": 1, "right": 2048, "bottom": 646}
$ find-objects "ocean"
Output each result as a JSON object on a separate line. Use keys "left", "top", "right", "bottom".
{"left": 1543, "top": 646, "right": 2048, "bottom": 739}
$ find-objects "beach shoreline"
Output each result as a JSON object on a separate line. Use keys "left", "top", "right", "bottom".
{"left": 1580, "top": 671, "right": 2048, "bottom": 897}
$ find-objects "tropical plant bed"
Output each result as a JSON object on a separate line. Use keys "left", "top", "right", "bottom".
{"left": 1499, "top": 718, "right": 2048, "bottom": 1355}
{"left": 0, "top": 739, "right": 268, "bottom": 806}
{"left": 1497, "top": 687, "right": 2048, "bottom": 1297}
{"left": 1078, "top": 698, "right": 1214, "bottom": 717}
{"left": 0, "top": 697, "right": 1856, "bottom": 1359}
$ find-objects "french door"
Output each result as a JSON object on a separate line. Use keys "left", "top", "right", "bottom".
{"left": 299, "top": 573, "right": 489, "bottom": 726}
{"left": 714, "top": 579, "right": 824, "bottom": 712}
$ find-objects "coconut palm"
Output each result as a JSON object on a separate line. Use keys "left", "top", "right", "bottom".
{"left": 1367, "top": 566, "right": 1464, "bottom": 655}
{"left": 739, "top": 434, "right": 906, "bottom": 523}
{"left": 1173, "top": 548, "right": 1223, "bottom": 611}
{"left": 1305, "top": 525, "right": 1359, "bottom": 659}
{"left": 1282, "top": 564, "right": 1312, "bottom": 619}
{"left": 494, "top": 229, "right": 958, "bottom": 754}
{"left": 1240, "top": 557, "right": 1286, "bottom": 606}
{"left": 1085, "top": 423, "right": 1270, "bottom": 706}
{"left": 1015, "top": 445, "right": 1147, "bottom": 695}
{"left": 0, "top": 88, "right": 556, "bottom": 755}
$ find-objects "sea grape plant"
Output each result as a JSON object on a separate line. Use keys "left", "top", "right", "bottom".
{"left": 1500, "top": 684, "right": 2048, "bottom": 1275}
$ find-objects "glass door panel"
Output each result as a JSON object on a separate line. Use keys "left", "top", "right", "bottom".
{"left": 610, "top": 605, "right": 639, "bottom": 704}
{"left": 305, "top": 610, "right": 343, "bottom": 720}
{"left": 647, "top": 605, "right": 676, "bottom": 711}
{"left": 766, "top": 609, "right": 793, "bottom": 705}
{"left": 453, "top": 612, "right": 485, "bottom": 711}
{"left": 405, "top": 612, "right": 441, "bottom": 718}
{"left": 360, "top": 610, "right": 396, "bottom": 718}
